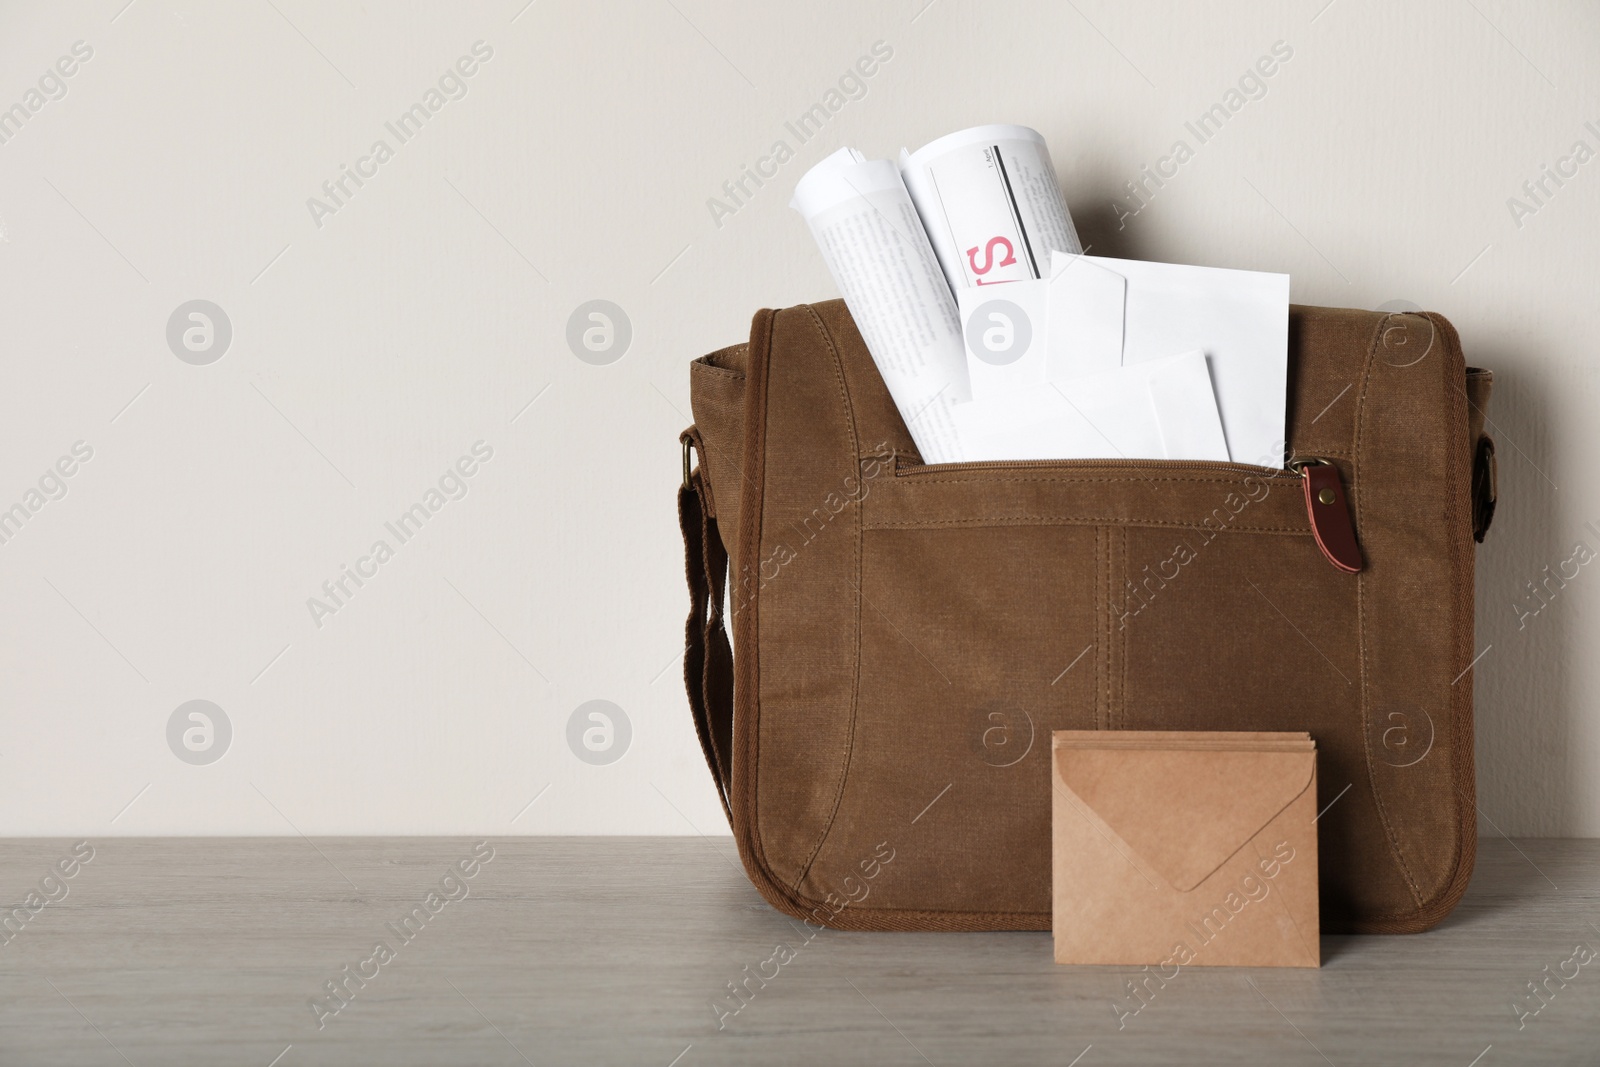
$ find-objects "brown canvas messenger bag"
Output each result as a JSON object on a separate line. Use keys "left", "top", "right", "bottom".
{"left": 678, "top": 298, "right": 1497, "bottom": 934}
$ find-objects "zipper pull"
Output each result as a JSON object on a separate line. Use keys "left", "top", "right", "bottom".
{"left": 1290, "top": 458, "right": 1362, "bottom": 573}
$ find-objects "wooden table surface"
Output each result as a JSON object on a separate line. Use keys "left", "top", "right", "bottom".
{"left": 0, "top": 836, "right": 1596, "bottom": 1065}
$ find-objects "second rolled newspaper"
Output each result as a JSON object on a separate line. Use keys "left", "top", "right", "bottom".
{"left": 899, "top": 124, "right": 1082, "bottom": 293}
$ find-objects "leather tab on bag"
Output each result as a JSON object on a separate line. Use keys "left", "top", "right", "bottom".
{"left": 1297, "top": 460, "right": 1362, "bottom": 573}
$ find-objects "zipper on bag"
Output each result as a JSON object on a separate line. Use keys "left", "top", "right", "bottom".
{"left": 895, "top": 455, "right": 1298, "bottom": 478}
{"left": 893, "top": 454, "right": 1362, "bottom": 573}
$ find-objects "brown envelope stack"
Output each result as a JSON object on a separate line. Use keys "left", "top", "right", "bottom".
{"left": 1052, "top": 730, "right": 1320, "bottom": 967}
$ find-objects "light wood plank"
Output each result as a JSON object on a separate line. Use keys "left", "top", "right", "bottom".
{"left": 0, "top": 837, "right": 1596, "bottom": 1065}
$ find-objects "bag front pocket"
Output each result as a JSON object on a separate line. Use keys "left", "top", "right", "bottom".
{"left": 794, "top": 455, "right": 1381, "bottom": 922}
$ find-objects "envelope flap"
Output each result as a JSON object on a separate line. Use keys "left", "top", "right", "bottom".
{"left": 1054, "top": 746, "right": 1315, "bottom": 892}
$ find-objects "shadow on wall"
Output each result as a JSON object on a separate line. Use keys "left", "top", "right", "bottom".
{"left": 1468, "top": 360, "right": 1570, "bottom": 838}
{"left": 1067, "top": 171, "right": 1155, "bottom": 263}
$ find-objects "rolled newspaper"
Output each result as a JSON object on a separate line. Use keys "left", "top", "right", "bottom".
{"left": 899, "top": 124, "right": 1082, "bottom": 293}
{"left": 790, "top": 147, "right": 970, "bottom": 463}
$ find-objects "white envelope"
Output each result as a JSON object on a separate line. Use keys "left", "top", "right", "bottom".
{"left": 1146, "top": 353, "right": 1232, "bottom": 460}
{"left": 952, "top": 349, "right": 1230, "bottom": 463}
{"left": 1045, "top": 253, "right": 1125, "bottom": 381}
{"left": 1049, "top": 251, "right": 1289, "bottom": 468}
{"left": 957, "top": 280, "right": 1051, "bottom": 401}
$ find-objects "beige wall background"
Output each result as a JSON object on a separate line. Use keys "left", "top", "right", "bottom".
{"left": 0, "top": 0, "right": 1595, "bottom": 836}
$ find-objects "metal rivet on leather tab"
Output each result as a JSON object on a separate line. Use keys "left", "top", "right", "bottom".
{"left": 1318, "top": 488, "right": 1336, "bottom": 505}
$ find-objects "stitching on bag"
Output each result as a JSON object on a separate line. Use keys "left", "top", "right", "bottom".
{"left": 745, "top": 313, "right": 800, "bottom": 905}
{"left": 896, "top": 474, "right": 1299, "bottom": 487}
{"left": 1094, "top": 527, "right": 1101, "bottom": 729}
{"left": 699, "top": 343, "right": 749, "bottom": 376}
{"left": 1106, "top": 528, "right": 1116, "bottom": 729}
{"left": 735, "top": 306, "right": 871, "bottom": 930}
{"left": 1119, "top": 526, "right": 1129, "bottom": 731}
{"left": 1102, "top": 528, "right": 1112, "bottom": 731}
{"left": 1399, "top": 312, "right": 1476, "bottom": 926}
{"left": 738, "top": 308, "right": 793, "bottom": 917}
{"left": 1095, "top": 527, "right": 1105, "bottom": 730}
{"left": 1353, "top": 315, "right": 1425, "bottom": 906}
{"left": 863, "top": 517, "right": 1308, "bottom": 534}
{"left": 790, "top": 306, "right": 865, "bottom": 894}
{"left": 1098, "top": 527, "right": 1105, "bottom": 730}
{"left": 695, "top": 364, "right": 746, "bottom": 382}
{"left": 1435, "top": 310, "right": 1478, "bottom": 926}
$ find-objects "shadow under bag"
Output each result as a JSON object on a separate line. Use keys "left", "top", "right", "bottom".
{"left": 679, "top": 299, "right": 1497, "bottom": 934}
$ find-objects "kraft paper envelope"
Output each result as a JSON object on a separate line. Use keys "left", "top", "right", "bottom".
{"left": 1052, "top": 730, "right": 1320, "bottom": 968}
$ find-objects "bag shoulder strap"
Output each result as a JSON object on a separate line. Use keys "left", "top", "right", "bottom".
{"left": 679, "top": 429, "right": 734, "bottom": 823}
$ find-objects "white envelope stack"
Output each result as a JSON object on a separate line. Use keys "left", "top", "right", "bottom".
{"left": 792, "top": 125, "right": 1291, "bottom": 468}
{"left": 956, "top": 251, "right": 1289, "bottom": 466}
